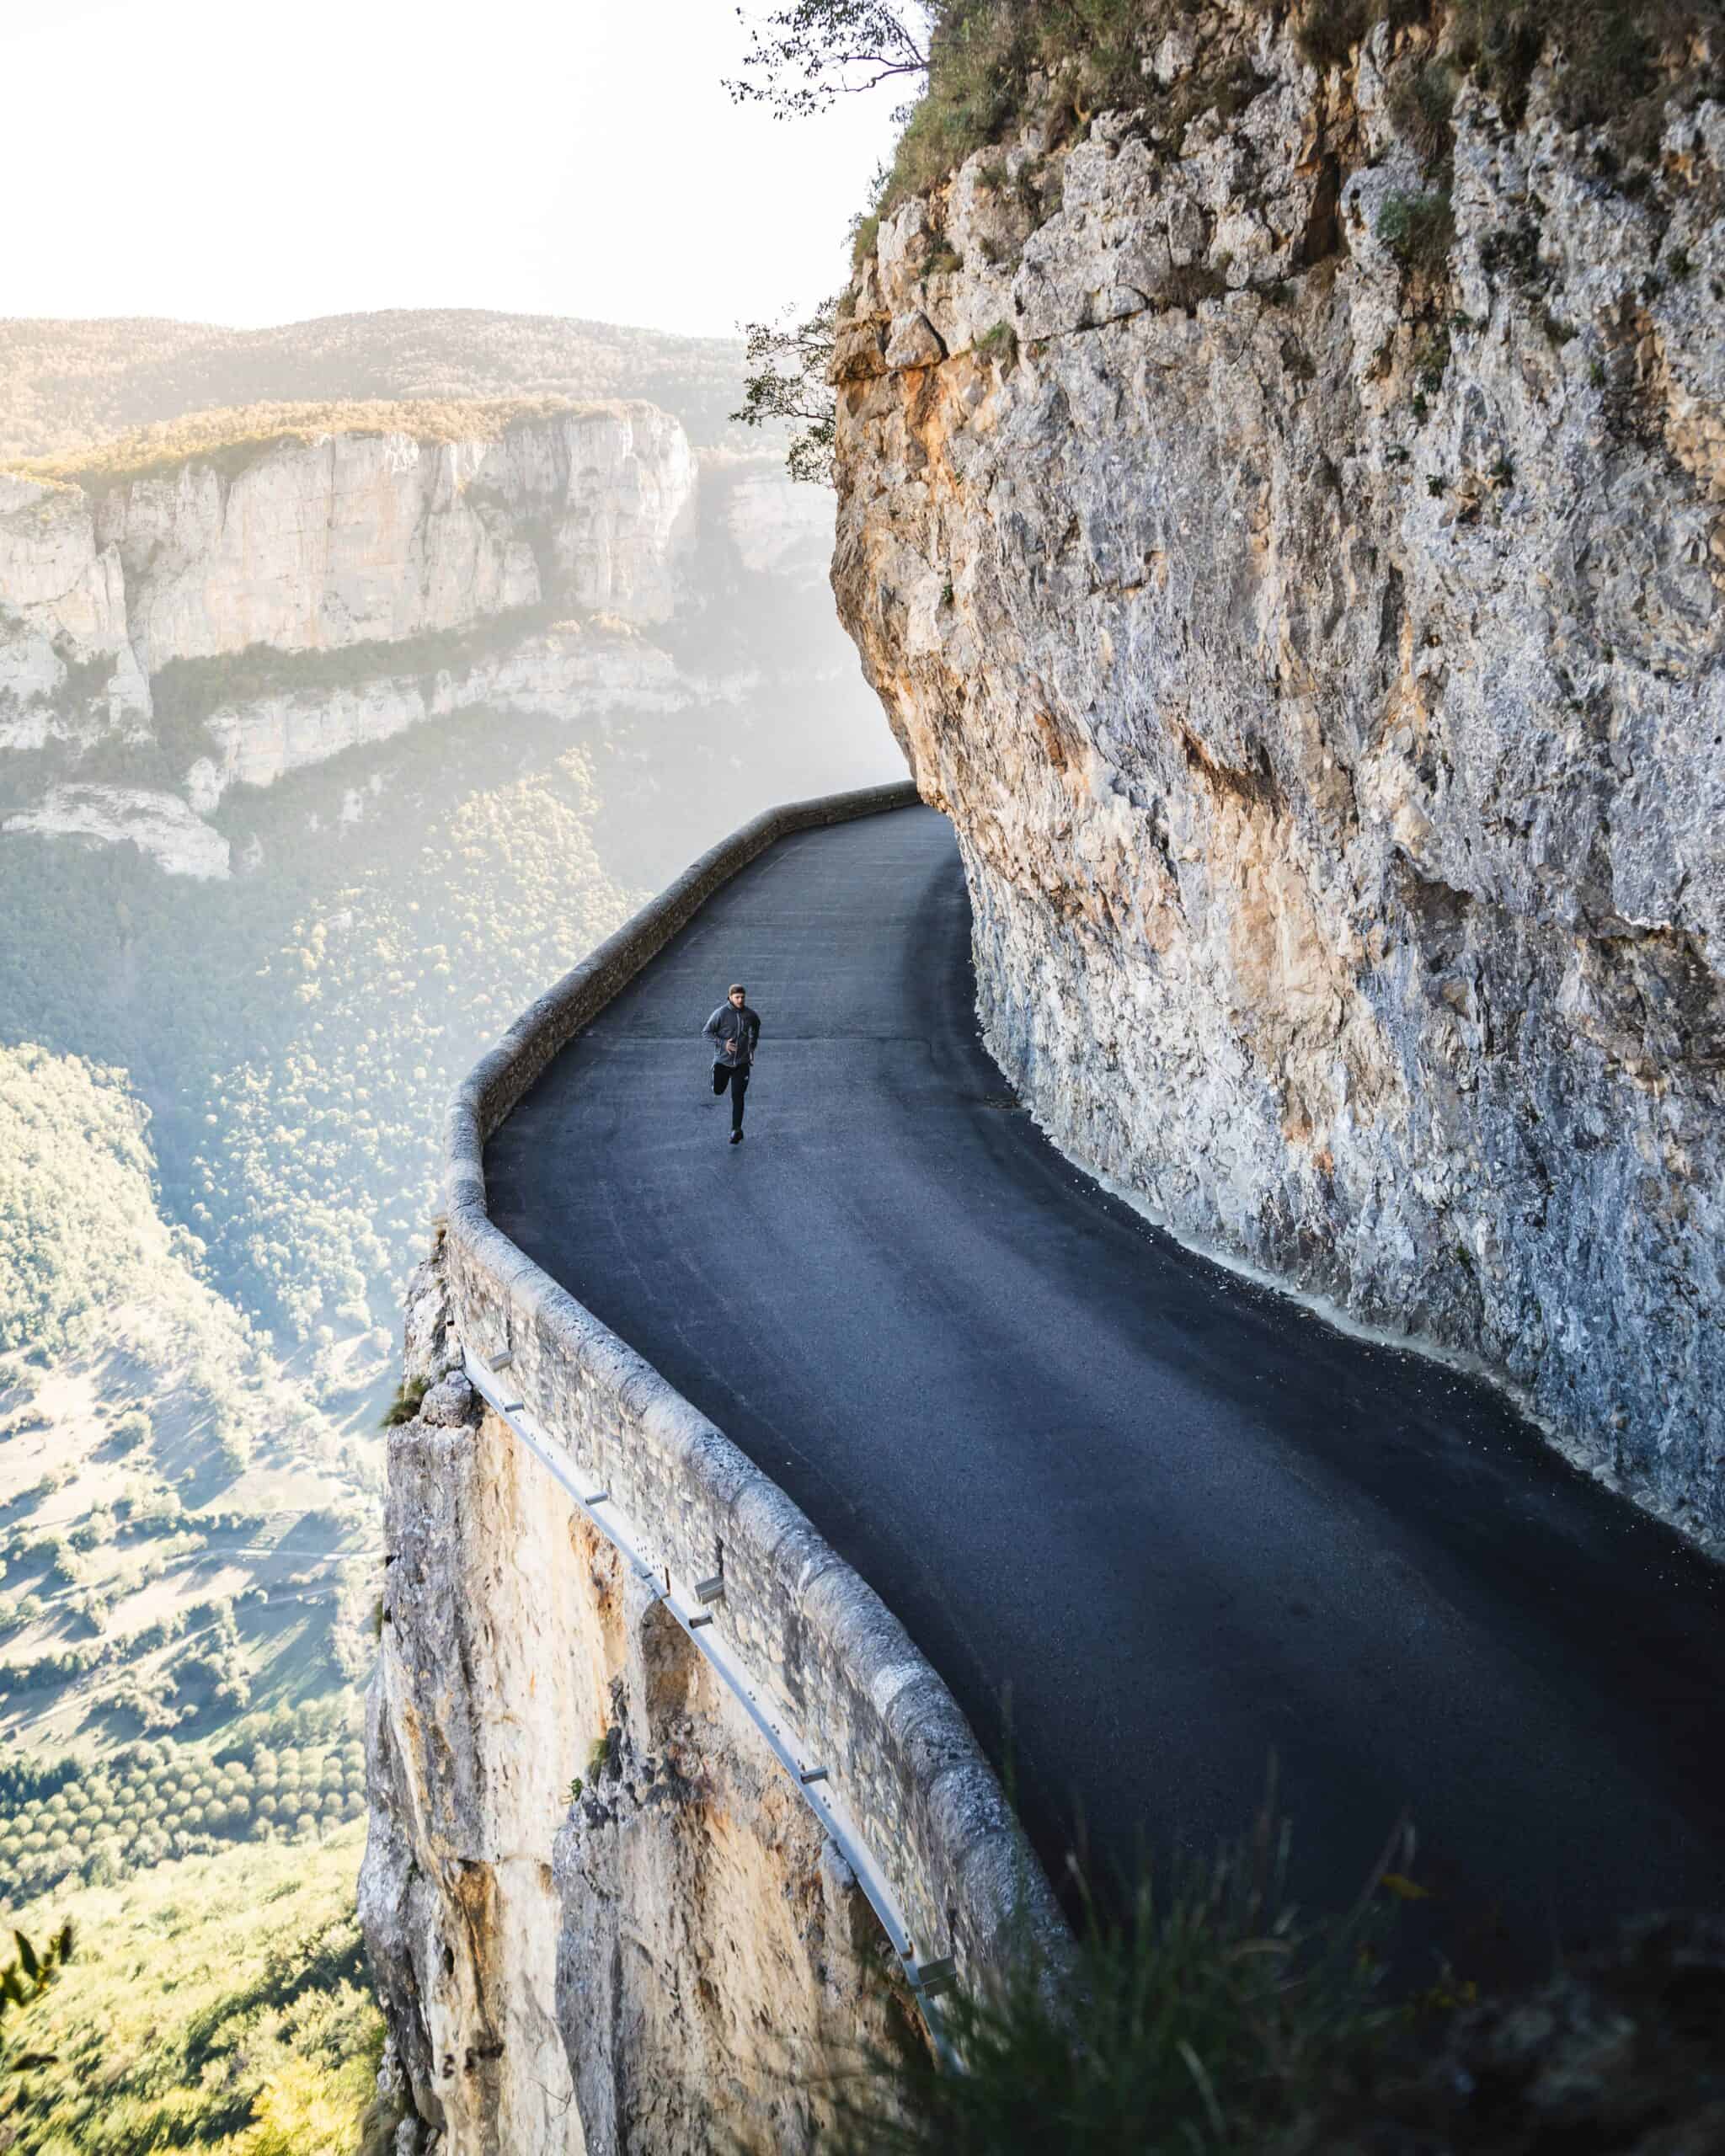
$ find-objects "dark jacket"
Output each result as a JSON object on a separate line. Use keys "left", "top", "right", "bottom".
{"left": 703, "top": 1001, "right": 761, "bottom": 1069}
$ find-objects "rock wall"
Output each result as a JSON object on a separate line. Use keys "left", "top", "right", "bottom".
{"left": 722, "top": 463, "right": 836, "bottom": 582}
{"left": 831, "top": 6, "right": 1725, "bottom": 1543}
{"left": 0, "top": 473, "right": 147, "bottom": 736}
{"left": 0, "top": 401, "right": 694, "bottom": 742}
{"left": 183, "top": 627, "right": 692, "bottom": 812}
{"left": 1, "top": 783, "right": 233, "bottom": 878}
{"left": 99, "top": 406, "right": 693, "bottom": 672}
{"left": 362, "top": 1265, "right": 920, "bottom": 2156}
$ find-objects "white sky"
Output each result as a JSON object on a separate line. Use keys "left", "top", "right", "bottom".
{"left": 0, "top": 0, "right": 900, "bottom": 336}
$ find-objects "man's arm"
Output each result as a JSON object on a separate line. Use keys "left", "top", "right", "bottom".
{"left": 702, "top": 1006, "right": 724, "bottom": 1042}
{"left": 747, "top": 1012, "right": 761, "bottom": 1054}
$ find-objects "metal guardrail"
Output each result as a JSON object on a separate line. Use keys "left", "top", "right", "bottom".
{"left": 464, "top": 1351, "right": 960, "bottom": 2056}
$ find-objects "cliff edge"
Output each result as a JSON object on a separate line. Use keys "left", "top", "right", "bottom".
{"left": 361, "top": 1255, "right": 923, "bottom": 2156}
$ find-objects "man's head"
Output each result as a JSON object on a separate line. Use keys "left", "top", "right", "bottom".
{"left": 729, "top": 985, "right": 746, "bottom": 1006}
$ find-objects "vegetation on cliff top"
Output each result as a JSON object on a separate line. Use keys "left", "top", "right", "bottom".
{"left": 0, "top": 308, "right": 749, "bottom": 464}
{"left": 3, "top": 394, "right": 626, "bottom": 493}
{"left": 737, "top": 0, "right": 1721, "bottom": 272}
{"left": 1313, "top": 0, "right": 1718, "bottom": 146}
{"left": 736, "top": 0, "right": 1718, "bottom": 481}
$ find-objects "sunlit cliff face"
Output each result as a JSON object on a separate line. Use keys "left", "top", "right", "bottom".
{"left": 0, "top": 403, "right": 693, "bottom": 734}
{"left": 832, "top": 7, "right": 1725, "bottom": 1543}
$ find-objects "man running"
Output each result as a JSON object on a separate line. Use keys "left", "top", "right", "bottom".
{"left": 703, "top": 983, "right": 761, "bottom": 1145}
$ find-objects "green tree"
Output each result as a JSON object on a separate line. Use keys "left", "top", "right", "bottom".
{"left": 110, "top": 1409, "right": 152, "bottom": 1452}
{"left": 0, "top": 1919, "right": 75, "bottom": 2074}
{"left": 724, "top": 0, "right": 932, "bottom": 116}
{"left": 733, "top": 299, "right": 841, "bottom": 486}
{"left": 724, "top": 6, "right": 941, "bottom": 485}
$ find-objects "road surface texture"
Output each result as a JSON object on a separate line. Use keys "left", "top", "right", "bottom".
{"left": 489, "top": 804, "right": 1724, "bottom": 1979}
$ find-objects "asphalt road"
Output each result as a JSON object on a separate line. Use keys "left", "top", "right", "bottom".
{"left": 489, "top": 804, "right": 1725, "bottom": 1978}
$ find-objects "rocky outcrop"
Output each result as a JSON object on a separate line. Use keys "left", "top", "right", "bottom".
{"left": 98, "top": 406, "right": 693, "bottom": 672}
{"left": 0, "top": 474, "right": 148, "bottom": 735}
{"left": 0, "top": 401, "right": 694, "bottom": 745}
{"left": 2, "top": 783, "right": 232, "bottom": 878}
{"left": 362, "top": 1261, "right": 920, "bottom": 2156}
{"left": 832, "top": 8, "right": 1725, "bottom": 1542}
{"left": 182, "top": 627, "right": 692, "bottom": 812}
{"left": 1299, "top": 1915, "right": 1725, "bottom": 2154}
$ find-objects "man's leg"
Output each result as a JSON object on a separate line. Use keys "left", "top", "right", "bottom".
{"left": 729, "top": 1067, "right": 748, "bottom": 1135}
{"left": 713, "top": 1065, "right": 726, "bottom": 1096}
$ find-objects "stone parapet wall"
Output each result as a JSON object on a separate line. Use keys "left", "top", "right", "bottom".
{"left": 441, "top": 781, "right": 1065, "bottom": 1989}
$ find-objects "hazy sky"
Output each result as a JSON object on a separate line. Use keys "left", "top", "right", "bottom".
{"left": 1, "top": 0, "right": 900, "bottom": 336}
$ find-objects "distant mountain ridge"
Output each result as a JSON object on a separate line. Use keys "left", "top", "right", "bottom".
{"left": 0, "top": 307, "right": 748, "bottom": 461}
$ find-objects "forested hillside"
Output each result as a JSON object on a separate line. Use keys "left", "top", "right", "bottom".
{"left": 0, "top": 296, "right": 896, "bottom": 2148}
{"left": 0, "top": 1823, "right": 386, "bottom": 2153}
{"left": 0, "top": 1042, "right": 374, "bottom": 1901}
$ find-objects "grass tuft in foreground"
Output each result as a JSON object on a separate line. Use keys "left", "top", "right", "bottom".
{"left": 822, "top": 1806, "right": 1411, "bottom": 2153}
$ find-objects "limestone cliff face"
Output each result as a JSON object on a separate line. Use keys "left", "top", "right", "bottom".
{"left": 1, "top": 783, "right": 233, "bottom": 878}
{"left": 180, "top": 627, "right": 692, "bottom": 814}
{"left": 0, "top": 413, "right": 845, "bottom": 873}
{"left": 0, "top": 401, "right": 693, "bottom": 744}
{"left": 723, "top": 465, "right": 836, "bottom": 582}
{"left": 361, "top": 1259, "right": 918, "bottom": 2156}
{"left": 832, "top": 8, "right": 1725, "bottom": 1541}
{"left": 94, "top": 407, "right": 693, "bottom": 672}
{"left": 0, "top": 473, "right": 147, "bottom": 736}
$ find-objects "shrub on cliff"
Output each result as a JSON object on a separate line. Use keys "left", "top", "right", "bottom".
{"left": 871, "top": 0, "right": 1151, "bottom": 219}
{"left": 733, "top": 302, "right": 841, "bottom": 487}
{"left": 729, "top": 2, "right": 1156, "bottom": 236}
{"left": 1375, "top": 189, "right": 1456, "bottom": 277}
{"left": 1304, "top": 0, "right": 1718, "bottom": 154}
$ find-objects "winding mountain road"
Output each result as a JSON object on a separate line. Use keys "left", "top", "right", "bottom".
{"left": 488, "top": 803, "right": 1725, "bottom": 1978}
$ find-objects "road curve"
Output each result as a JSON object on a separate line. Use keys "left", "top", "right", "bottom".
{"left": 488, "top": 803, "right": 1725, "bottom": 1979}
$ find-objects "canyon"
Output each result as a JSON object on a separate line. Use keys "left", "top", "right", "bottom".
{"left": 1, "top": 401, "right": 691, "bottom": 699}
{"left": 0, "top": 401, "right": 836, "bottom": 862}
{"left": 357, "top": 15, "right": 1725, "bottom": 2151}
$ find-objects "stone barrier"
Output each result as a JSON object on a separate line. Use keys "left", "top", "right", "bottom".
{"left": 442, "top": 782, "right": 1066, "bottom": 1993}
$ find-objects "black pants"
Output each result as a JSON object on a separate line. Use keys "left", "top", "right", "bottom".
{"left": 713, "top": 1060, "right": 750, "bottom": 1131}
